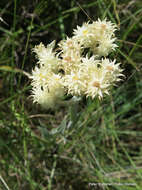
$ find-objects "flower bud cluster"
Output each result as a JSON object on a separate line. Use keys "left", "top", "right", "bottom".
{"left": 30, "top": 19, "right": 124, "bottom": 108}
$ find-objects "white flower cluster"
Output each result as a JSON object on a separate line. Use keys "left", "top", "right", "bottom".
{"left": 30, "top": 19, "right": 124, "bottom": 108}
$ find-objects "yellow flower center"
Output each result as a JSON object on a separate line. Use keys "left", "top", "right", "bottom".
{"left": 106, "top": 66, "right": 113, "bottom": 71}
{"left": 39, "top": 73, "right": 44, "bottom": 79}
{"left": 101, "top": 24, "right": 106, "bottom": 30}
{"left": 67, "top": 40, "right": 73, "bottom": 47}
{"left": 64, "top": 56, "right": 72, "bottom": 62}
{"left": 73, "top": 75, "right": 78, "bottom": 80}
{"left": 83, "top": 30, "right": 88, "bottom": 35}
{"left": 100, "top": 24, "right": 106, "bottom": 34}
{"left": 39, "top": 73, "right": 48, "bottom": 81}
{"left": 93, "top": 81, "right": 100, "bottom": 88}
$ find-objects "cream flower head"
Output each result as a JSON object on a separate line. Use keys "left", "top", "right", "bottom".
{"left": 58, "top": 37, "right": 82, "bottom": 74}
{"left": 73, "top": 19, "right": 118, "bottom": 56}
{"left": 86, "top": 72, "right": 110, "bottom": 99}
{"left": 31, "top": 65, "right": 65, "bottom": 108}
{"left": 30, "top": 18, "right": 124, "bottom": 108}
{"left": 33, "top": 41, "right": 59, "bottom": 72}
{"left": 63, "top": 70, "right": 87, "bottom": 96}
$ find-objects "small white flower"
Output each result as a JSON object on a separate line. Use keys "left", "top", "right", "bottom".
{"left": 91, "top": 19, "right": 117, "bottom": 37}
{"left": 91, "top": 36, "right": 117, "bottom": 56}
{"left": 85, "top": 68, "right": 110, "bottom": 99}
{"left": 59, "top": 37, "right": 81, "bottom": 53}
{"left": 30, "top": 66, "right": 50, "bottom": 87}
{"left": 63, "top": 70, "right": 87, "bottom": 96}
{"left": 73, "top": 19, "right": 117, "bottom": 56}
{"left": 81, "top": 55, "right": 100, "bottom": 70}
{"left": 101, "top": 58, "right": 124, "bottom": 82}
{"left": 59, "top": 37, "right": 82, "bottom": 74}
{"left": 73, "top": 22, "right": 93, "bottom": 47}
{"left": 31, "top": 87, "right": 56, "bottom": 108}
{"left": 80, "top": 56, "right": 123, "bottom": 99}
{"left": 31, "top": 65, "right": 65, "bottom": 108}
{"left": 33, "top": 41, "right": 59, "bottom": 72}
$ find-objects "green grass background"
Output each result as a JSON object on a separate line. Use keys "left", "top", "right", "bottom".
{"left": 0, "top": 0, "right": 142, "bottom": 189}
